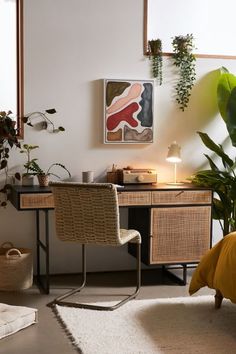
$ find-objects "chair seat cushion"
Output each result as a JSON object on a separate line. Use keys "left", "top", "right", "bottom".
{"left": 0, "top": 303, "right": 37, "bottom": 339}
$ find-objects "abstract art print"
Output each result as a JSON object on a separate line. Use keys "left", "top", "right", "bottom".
{"left": 104, "top": 79, "right": 154, "bottom": 144}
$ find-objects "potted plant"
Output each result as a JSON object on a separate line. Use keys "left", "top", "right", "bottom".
{"left": 172, "top": 34, "right": 196, "bottom": 111}
{"left": 148, "top": 39, "right": 163, "bottom": 85}
{"left": 22, "top": 108, "right": 65, "bottom": 133}
{"left": 0, "top": 110, "right": 21, "bottom": 207}
{"left": 24, "top": 155, "right": 71, "bottom": 187}
{"left": 19, "top": 144, "right": 39, "bottom": 186}
{"left": 189, "top": 67, "right": 236, "bottom": 236}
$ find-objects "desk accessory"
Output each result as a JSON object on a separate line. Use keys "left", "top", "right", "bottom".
{"left": 122, "top": 169, "right": 157, "bottom": 184}
{"left": 82, "top": 171, "right": 94, "bottom": 183}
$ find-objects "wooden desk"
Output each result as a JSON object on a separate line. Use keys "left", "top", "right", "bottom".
{"left": 10, "top": 183, "right": 212, "bottom": 293}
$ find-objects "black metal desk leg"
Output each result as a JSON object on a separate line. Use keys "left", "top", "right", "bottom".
{"left": 36, "top": 209, "right": 50, "bottom": 294}
{"left": 44, "top": 209, "right": 50, "bottom": 293}
{"left": 36, "top": 210, "right": 40, "bottom": 285}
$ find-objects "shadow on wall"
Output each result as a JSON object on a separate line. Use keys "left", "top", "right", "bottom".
{"left": 157, "top": 69, "right": 225, "bottom": 170}
{"left": 188, "top": 69, "right": 221, "bottom": 127}
{"left": 161, "top": 69, "right": 221, "bottom": 144}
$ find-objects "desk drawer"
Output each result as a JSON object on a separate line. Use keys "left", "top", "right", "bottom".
{"left": 151, "top": 190, "right": 212, "bottom": 205}
{"left": 118, "top": 191, "right": 151, "bottom": 206}
{"left": 20, "top": 193, "right": 54, "bottom": 209}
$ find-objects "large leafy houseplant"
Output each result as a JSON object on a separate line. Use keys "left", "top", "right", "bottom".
{"left": 0, "top": 110, "right": 21, "bottom": 207}
{"left": 190, "top": 68, "right": 236, "bottom": 236}
{"left": 217, "top": 67, "right": 236, "bottom": 146}
{"left": 172, "top": 34, "right": 196, "bottom": 111}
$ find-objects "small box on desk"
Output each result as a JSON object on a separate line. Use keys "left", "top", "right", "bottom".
{"left": 106, "top": 169, "right": 123, "bottom": 184}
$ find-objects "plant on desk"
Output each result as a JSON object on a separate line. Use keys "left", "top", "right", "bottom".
{"left": 0, "top": 110, "right": 21, "bottom": 207}
{"left": 24, "top": 154, "right": 71, "bottom": 187}
{"left": 20, "top": 144, "right": 39, "bottom": 186}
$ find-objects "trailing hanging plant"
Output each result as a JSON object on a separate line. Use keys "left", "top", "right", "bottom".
{"left": 22, "top": 108, "right": 65, "bottom": 133}
{"left": 148, "top": 39, "right": 163, "bottom": 85}
{"left": 172, "top": 34, "right": 196, "bottom": 111}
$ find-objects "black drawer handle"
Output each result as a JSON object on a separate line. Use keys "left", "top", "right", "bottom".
{"left": 175, "top": 191, "right": 184, "bottom": 197}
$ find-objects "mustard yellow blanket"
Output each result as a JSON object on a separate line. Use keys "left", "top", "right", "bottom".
{"left": 189, "top": 232, "right": 236, "bottom": 303}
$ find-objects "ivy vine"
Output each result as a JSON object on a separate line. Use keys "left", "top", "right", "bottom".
{"left": 148, "top": 39, "right": 163, "bottom": 85}
{"left": 172, "top": 34, "right": 196, "bottom": 111}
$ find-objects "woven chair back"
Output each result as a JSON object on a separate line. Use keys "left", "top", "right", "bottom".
{"left": 50, "top": 182, "right": 122, "bottom": 246}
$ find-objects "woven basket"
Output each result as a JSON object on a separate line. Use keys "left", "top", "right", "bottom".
{"left": 0, "top": 242, "right": 33, "bottom": 291}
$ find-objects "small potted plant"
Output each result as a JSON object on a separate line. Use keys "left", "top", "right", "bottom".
{"left": 25, "top": 156, "right": 71, "bottom": 187}
{"left": 20, "top": 144, "right": 39, "bottom": 186}
{"left": 0, "top": 110, "right": 21, "bottom": 207}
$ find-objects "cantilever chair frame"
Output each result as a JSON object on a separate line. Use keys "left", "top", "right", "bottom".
{"left": 49, "top": 182, "right": 141, "bottom": 311}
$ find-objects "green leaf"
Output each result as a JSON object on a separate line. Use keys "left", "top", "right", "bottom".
{"left": 0, "top": 160, "right": 7, "bottom": 169}
{"left": 46, "top": 163, "right": 71, "bottom": 177}
{"left": 15, "top": 172, "right": 21, "bottom": 181}
{"left": 212, "top": 198, "right": 225, "bottom": 220}
{"left": 220, "top": 66, "right": 229, "bottom": 74}
{"left": 226, "top": 86, "right": 236, "bottom": 146}
{"left": 204, "top": 154, "right": 219, "bottom": 171}
{"left": 217, "top": 72, "right": 236, "bottom": 122}
{"left": 22, "top": 116, "right": 28, "bottom": 123}
{"left": 198, "top": 131, "right": 234, "bottom": 167}
{"left": 45, "top": 108, "right": 56, "bottom": 114}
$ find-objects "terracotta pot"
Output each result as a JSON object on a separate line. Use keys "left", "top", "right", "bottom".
{"left": 37, "top": 175, "right": 49, "bottom": 187}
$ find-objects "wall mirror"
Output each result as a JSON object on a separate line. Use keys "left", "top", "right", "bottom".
{"left": 0, "top": 0, "right": 24, "bottom": 138}
{"left": 144, "top": 0, "right": 236, "bottom": 59}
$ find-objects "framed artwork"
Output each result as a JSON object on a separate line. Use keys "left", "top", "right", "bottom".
{"left": 104, "top": 79, "right": 154, "bottom": 144}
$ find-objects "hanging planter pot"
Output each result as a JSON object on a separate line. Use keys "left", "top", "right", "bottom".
{"left": 148, "top": 39, "right": 163, "bottom": 85}
{"left": 172, "top": 34, "right": 196, "bottom": 111}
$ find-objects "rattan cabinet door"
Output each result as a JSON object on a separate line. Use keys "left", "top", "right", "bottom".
{"left": 150, "top": 206, "right": 211, "bottom": 264}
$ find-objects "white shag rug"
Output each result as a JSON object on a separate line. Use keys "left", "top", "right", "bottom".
{"left": 55, "top": 295, "right": 236, "bottom": 354}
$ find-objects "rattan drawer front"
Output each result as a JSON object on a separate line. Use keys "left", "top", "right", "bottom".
{"left": 20, "top": 193, "right": 54, "bottom": 209}
{"left": 118, "top": 191, "right": 151, "bottom": 206}
{"left": 151, "top": 190, "right": 212, "bottom": 205}
{"left": 150, "top": 206, "right": 211, "bottom": 264}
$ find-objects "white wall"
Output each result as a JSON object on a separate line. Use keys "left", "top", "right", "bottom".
{"left": 2, "top": 0, "right": 236, "bottom": 273}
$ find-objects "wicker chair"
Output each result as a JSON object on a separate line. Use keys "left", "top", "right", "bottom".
{"left": 49, "top": 182, "right": 141, "bottom": 311}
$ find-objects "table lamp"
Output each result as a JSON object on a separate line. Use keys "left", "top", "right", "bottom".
{"left": 166, "top": 141, "right": 182, "bottom": 184}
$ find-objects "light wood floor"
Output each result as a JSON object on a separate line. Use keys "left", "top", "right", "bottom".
{"left": 0, "top": 269, "right": 214, "bottom": 354}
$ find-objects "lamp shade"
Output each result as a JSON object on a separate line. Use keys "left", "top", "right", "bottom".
{"left": 166, "top": 141, "right": 181, "bottom": 163}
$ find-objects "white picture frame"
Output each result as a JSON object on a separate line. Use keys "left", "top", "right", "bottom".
{"left": 104, "top": 79, "right": 154, "bottom": 144}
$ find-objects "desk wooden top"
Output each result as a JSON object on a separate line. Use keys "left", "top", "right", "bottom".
{"left": 10, "top": 182, "right": 211, "bottom": 194}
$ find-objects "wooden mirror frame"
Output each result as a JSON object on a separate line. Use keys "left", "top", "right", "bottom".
{"left": 0, "top": 0, "right": 24, "bottom": 138}
{"left": 17, "top": 0, "right": 24, "bottom": 138}
{"left": 144, "top": 0, "right": 236, "bottom": 59}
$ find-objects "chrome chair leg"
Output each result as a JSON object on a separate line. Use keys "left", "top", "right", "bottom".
{"left": 48, "top": 244, "right": 86, "bottom": 307}
{"left": 50, "top": 243, "right": 141, "bottom": 311}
